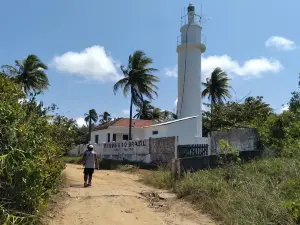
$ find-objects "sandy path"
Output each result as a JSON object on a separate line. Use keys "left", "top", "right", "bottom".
{"left": 47, "top": 164, "right": 215, "bottom": 225}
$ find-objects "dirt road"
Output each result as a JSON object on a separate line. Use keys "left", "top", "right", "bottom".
{"left": 47, "top": 164, "right": 215, "bottom": 225}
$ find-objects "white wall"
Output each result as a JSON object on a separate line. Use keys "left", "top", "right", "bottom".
{"left": 91, "top": 127, "right": 146, "bottom": 144}
{"left": 144, "top": 117, "right": 208, "bottom": 145}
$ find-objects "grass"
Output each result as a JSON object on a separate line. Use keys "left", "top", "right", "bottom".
{"left": 142, "top": 157, "right": 300, "bottom": 225}
{"left": 116, "top": 164, "right": 139, "bottom": 173}
{"left": 62, "top": 156, "right": 82, "bottom": 164}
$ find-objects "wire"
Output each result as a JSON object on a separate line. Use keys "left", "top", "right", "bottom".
{"left": 178, "top": 13, "right": 195, "bottom": 117}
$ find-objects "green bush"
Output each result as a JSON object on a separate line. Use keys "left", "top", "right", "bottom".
{"left": 144, "top": 157, "right": 300, "bottom": 224}
{"left": 0, "top": 76, "right": 65, "bottom": 224}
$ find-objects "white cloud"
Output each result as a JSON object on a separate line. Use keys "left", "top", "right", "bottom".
{"left": 75, "top": 117, "right": 86, "bottom": 127}
{"left": 164, "top": 55, "right": 283, "bottom": 80}
{"left": 279, "top": 104, "right": 289, "bottom": 113}
{"left": 122, "top": 109, "right": 130, "bottom": 115}
{"left": 202, "top": 55, "right": 282, "bottom": 79}
{"left": 265, "top": 36, "right": 296, "bottom": 51}
{"left": 50, "top": 46, "right": 121, "bottom": 82}
{"left": 164, "top": 66, "right": 178, "bottom": 78}
{"left": 18, "top": 98, "right": 29, "bottom": 104}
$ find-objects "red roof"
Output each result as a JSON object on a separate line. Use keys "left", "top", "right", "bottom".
{"left": 94, "top": 118, "right": 152, "bottom": 131}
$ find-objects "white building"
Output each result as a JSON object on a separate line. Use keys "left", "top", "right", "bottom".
{"left": 91, "top": 4, "right": 208, "bottom": 146}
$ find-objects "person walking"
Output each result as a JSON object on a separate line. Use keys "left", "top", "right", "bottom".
{"left": 81, "top": 144, "right": 99, "bottom": 187}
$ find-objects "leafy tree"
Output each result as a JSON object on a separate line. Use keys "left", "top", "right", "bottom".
{"left": 288, "top": 75, "right": 300, "bottom": 113}
{"left": 2, "top": 54, "right": 49, "bottom": 95}
{"left": 50, "top": 115, "right": 78, "bottom": 155}
{"left": 113, "top": 50, "right": 159, "bottom": 139}
{"left": 202, "top": 96, "right": 273, "bottom": 133}
{"left": 0, "top": 75, "right": 66, "bottom": 224}
{"left": 202, "top": 67, "right": 232, "bottom": 131}
{"left": 75, "top": 125, "right": 89, "bottom": 145}
{"left": 99, "top": 111, "right": 112, "bottom": 124}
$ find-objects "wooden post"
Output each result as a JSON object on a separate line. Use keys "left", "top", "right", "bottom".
{"left": 171, "top": 136, "right": 180, "bottom": 180}
{"left": 174, "top": 136, "right": 178, "bottom": 160}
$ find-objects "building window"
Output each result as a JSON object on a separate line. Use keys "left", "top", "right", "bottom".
{"left": 152, "top": 130, "right": 158, "bottom": 135}
{"left": 95, "top": 135, "right": 99, "bottom": 144}
{"left": 123, "top": 134, "right": 128, "bottom": 140}
{"left": 107, "top": 133, "right": 110, "bottom": 142}
{"left": 113, "top": 133, "right": 116, "bottom": 142}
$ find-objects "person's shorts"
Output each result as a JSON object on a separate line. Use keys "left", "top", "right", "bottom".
{"left": 84, "top": 168, "right": 94, "bottom": 176}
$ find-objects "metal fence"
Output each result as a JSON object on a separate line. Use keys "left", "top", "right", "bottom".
{"left": 177, "top": 144, "right": 208, "bottom": 159}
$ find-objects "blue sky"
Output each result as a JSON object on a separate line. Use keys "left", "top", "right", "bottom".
{"left": 0, "top": 0, "right": 299, "bottom": 126}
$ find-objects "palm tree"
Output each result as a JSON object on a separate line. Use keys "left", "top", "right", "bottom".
{"left": 151, "top": 107, "right": 162, "bottom": 121}
{"left": 99, "top": 111, "right": 112, "bottom": 124}
{"left": 2, "top": 54, "right": 49, "bottom": 95}
{"left": 84, "top": 109, "right": 98, "bottom": 143}
{"left": 160, "top": 110, "right": 177, "bottom": 122}
{"left": 202, "top": 67, "right": 232, "bottom": 132}
{"left": 134, "top": 100, "right": 154, "bottom": 120}
{"left": 113, "top": 50, "right": 159, "bottom": 140}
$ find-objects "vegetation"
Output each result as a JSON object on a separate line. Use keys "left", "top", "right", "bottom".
{"left": 0, "top": 56, "right": 80, "bottom": 224}
{"left": 143, "top": 73, "right": 300, "bottom": 224}
{"left": 99, "top": 111, "right": 111, "bottom": 124}
{"left": 62, "top": 156, "right": 82, "bottom": 164}
{"left": 2, "top": 54, "right": 49, "bottom": 95}
{"left": 144, "top": 158, "right": 300, "bottom": 224}
{"left": 134, "top": 100, "right": 177, "bottom": 123}
{"left": 113, "top": 50, "right": 159, "bottom": 139}
{"left": 202, "top": 67, "right": 232, "bottom": 132}
{"left": 84, "top": 109, "right": 98, "bottom": 142}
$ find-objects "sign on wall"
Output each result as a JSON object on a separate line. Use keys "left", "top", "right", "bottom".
{"left": 102, "top": 139, "right": 149, "bottom": 161}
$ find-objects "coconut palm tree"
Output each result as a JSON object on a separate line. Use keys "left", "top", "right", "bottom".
{"left": 202, "top": 67, "right": 232, "bottom": 132}
{"left": 2, "top": 54, "right": 49, "bottom": 95}
{"left": 160, "top": 110, "right": 177, "bottom": 122}
{"left": 151, "top": 107, "right": 162, "bottom": 121}
{"left": 84, "top": 109, "right": 98, "bottom": 142}
{"left": 99, "top": 111, "right": 112, "bottom": 124}
{"left": 113, "top": 50, "right": 159, "bottom": 140}
{"left": 134, "top": 100, "right": 154, "bottom": 120}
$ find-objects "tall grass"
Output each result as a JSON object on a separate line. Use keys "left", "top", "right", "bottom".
{"left": 143, "top": 157, "right": 300, "bottom": 224}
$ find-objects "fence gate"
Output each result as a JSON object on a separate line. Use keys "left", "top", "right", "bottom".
{"left": 177, "top": 144, "right": 210, "bottom": 172}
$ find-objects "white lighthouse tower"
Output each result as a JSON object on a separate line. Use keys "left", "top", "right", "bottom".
{"left": 177, "top": 3, "right": 206, "bottom": 139}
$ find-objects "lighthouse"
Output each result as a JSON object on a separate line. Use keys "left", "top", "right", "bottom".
{"left": 177, "top": 3, "right": 206, "bottom": 138}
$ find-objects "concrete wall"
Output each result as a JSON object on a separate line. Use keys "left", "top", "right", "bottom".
{"left": 149, "top": 136, "right": 177, "bottom": 164}
{"left": 69, "top": 136, "right": 178, "bottom": 164}
{"left": 102, "top": 139, "right": 149, "bottom": 162}
{"left": 211, "top": 128, "right": 260, "bottom": 155}
{"left": 144, "top": 117, "right": 204, "bottom": 145}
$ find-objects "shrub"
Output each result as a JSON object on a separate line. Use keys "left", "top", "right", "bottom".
{"left": 143, "top": 157, "right": 300, "bottom": 224}
{"left": 0, "top": 76, "right": 65, "bottom": 224}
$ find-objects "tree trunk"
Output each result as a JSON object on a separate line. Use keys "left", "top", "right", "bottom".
{"left": 210, "top": 99, "right": 213, "bottom": 155}
{"left": 88, "top": 116, "right": 92, "bottom": 143}
{"left": 129, "top": 88, "right": 134, "bottom": 140}
{"left": 210, "top": 99, "right": 213, "bottom": 133}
